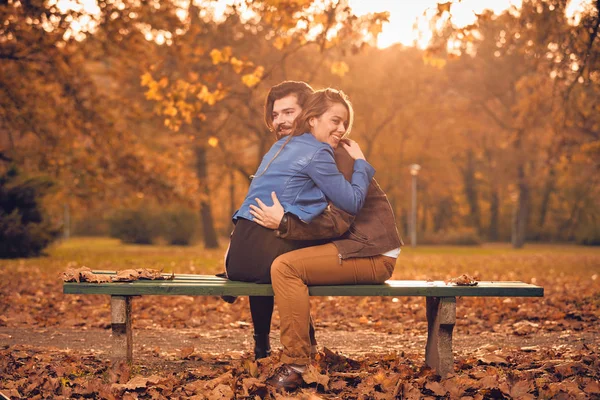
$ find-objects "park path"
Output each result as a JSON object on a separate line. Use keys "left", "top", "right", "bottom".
{"left": 1, "top": 326, "right": 594, "bottom": 362}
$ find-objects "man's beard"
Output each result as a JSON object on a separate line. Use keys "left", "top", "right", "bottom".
{"left": 276, "top": 124, "right": 292, "bottom": 136}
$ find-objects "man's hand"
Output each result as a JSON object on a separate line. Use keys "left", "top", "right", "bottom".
{"left": 341, "top": 139, "right": 366, "bottom": 160}
{"left": 249, "top": 191, "right": 285, "bottom": 229}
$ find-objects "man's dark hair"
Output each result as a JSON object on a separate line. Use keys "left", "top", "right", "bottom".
{"left": 264, "top": 81, "right": 314, "bottom": 132}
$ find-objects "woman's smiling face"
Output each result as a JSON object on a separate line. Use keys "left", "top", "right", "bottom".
{"left": 309, "top": 102, "right": 349, "bottom": 148}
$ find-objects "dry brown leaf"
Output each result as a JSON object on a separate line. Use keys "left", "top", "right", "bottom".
{"left": 425, "top": 380, "right": 447, "bottom": 396}
{"left": 478, "top": 354, "right": 508, "bottom": 365}
{"left": 111, "top": 269, "right": 139, "bottom": 282}
{"left": 302, "top": 365, "right": 330, "bottom": 390}
{"left": 241, "top": 377, "right": 267, "bottom": 397}
{"left": 243, "top": 359, "right": 259, "bottom": 378}
{"left": 510, "top": 380, "right": 533, "bottom": 398}
{"left": 179, "top": 346, "right": 194, "bottom": 359}
{"left": 329, "top": 380, "right": 348, "bottom": 391}
{"left": 446, "top": 274, "right": 478, "bottom": 286}
{"left": 583, "top": 379, "right": 600, "bottom": 394}
{"left": 402, "top": 383, "right": 422, "bottom": 400}
{"left": 207, "top": 383, "right": 234, "bottom": 400}
{"left": 204, "top": 372, "right": 234, "bottom": 391}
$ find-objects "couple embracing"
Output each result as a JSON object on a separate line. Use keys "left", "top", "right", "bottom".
{"left": 224, "top": 81, "right": 403, "bottom": 391}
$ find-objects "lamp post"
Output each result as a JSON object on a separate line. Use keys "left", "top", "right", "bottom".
{"left": 410, "top": 164, "right": 421, "bottom": 248}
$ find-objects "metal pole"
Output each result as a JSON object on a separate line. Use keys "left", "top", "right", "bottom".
{"left": 411, "top": 173, "right": 417, "bottom": 247}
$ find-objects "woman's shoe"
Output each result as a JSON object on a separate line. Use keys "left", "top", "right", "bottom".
{"left": 266, "top": 364, "right": 303, "bottom": 391}
{"left": 253, "top": 333, "right": 271, "bottom": 359}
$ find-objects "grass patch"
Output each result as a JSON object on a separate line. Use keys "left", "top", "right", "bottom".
{"left": 0, "top": 237, "right": 598, "bottom": 283}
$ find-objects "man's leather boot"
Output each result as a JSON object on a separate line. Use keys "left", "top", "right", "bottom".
{"left": 253, "top": 333, "right": 271, "bottom": 360}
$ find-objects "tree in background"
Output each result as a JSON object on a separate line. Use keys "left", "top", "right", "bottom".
{"left": 1, "top": 0, "right": 598, "bottom": 248}
{"left": 0, "top": 167, "right": 60, "bottom": 258}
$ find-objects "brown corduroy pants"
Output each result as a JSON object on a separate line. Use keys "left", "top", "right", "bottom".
{"left": 270, "top": 243, "right": 396, "bottom": 365}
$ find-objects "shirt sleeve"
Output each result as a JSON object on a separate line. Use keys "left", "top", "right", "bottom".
{"left": 305, "top": 147, "right": 375, "bottom": 215}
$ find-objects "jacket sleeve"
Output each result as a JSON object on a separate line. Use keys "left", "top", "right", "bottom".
{"left": 305, "top": 147, "right": 375, "bottom": 215}
{"left": 276, "top": 205, "right": 355, "bottom": 240}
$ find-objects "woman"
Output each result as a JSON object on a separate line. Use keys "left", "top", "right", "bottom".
{"left": 250, "top": 123, "right": 403, "bottom": 392}
{"left": 226, "top": 89, "right": 374, "bottom": 357}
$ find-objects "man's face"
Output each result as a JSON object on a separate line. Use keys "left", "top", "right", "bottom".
{"left": 272, "top": 94, "right": 302, "bottom": 139}
{"left": 310, "top": 102, "right": 348, "bottom": 149}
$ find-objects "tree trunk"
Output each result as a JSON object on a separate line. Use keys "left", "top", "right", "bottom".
{"left": 228, "top": 168, "right": 236, "bottom": 232}
{"left": 195, "top": 146, "right": 219, "bottom": 249}
{"left": 462, "top": 149, "right": 481, "bottom": 233}
{"left": 512, "top": 165, "right": 529, "bottom": 249}
{"left": 488, "top": 187, "right": 499, "bottom": 241}
{"left": 538, "top": 167, "right": 555, "bottom": 229}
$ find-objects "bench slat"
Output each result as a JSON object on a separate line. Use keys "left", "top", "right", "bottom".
{"left": 64, "top": 276, "right": 543, "bottom": 297}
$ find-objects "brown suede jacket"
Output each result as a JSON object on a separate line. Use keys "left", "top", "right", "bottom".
{"left": 275, "top": 146, "right": 403, "bottom": 259}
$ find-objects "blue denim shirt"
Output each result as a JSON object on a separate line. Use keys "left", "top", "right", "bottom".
{"left": 233, "top": 133, "right": 375, "bottom": 223}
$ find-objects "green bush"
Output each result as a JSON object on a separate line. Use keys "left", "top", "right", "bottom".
{"left": 0, "top": 167, "right": 60, "bottom": 258}
{"left": 108, "top": 206, "right": 199, "bottom": 246}
{"left": 421, "top": 228, "right": 483, "bottom": 246}
{"left": 160, "top": 208, "right": 199, "bottom": 245}
{"left": 72, "top": 214, "right": 109, "bottom": 237}
{"left": 108, "top": 207, "right": 158, "bottom": 244}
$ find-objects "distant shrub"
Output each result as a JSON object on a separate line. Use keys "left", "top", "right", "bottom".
{"left": 108, "top": 205, "right": 199, "bottom": 246}
{"left": 72, "top": 214, "right": 109, "bottom": 237}
{"left": 160, "top": 207, "right": 199, "bottom": 246}
{"left": 108, "top": 207, "right": 158, "bottom": 244}
{"left": 0, "top": 167, "right": 60, "bottom": 258}
{"left": 576, "top": 222, "right": 600, "bottom": 246}
{"left": 421, "top": 228, "right": 483, "bottom": 246}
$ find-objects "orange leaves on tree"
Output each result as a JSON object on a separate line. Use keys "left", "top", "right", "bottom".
{"left": 210, "top": 46, "right": 233, "bottom": 65}
{"left": 272, "top": 35, "right": 292, "bottom": 50}
{"left": 197, "top": 85, "right": 227, "bottom": 106}
{"left": 437, "top": 2, "right": 452, "bottom": 16}
{"left": 241, "top": 66, "right": 264, "bottom": 88}
{"left": 330, "top": 61, "right": 349, "bottom": 77}
{"left": 207, "top": 136, "right": 219, "bottom": 148}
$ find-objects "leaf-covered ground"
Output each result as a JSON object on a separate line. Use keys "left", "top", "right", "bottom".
{"left": 1, "top": 238, "right": 599, "bottom": 399}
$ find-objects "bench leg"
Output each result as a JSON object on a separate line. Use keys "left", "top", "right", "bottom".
{"left": 111, "top": 295, "right": 132, "bottom": 363}
{"left": 425, "top": 296, "right": 456, "bottom": 377}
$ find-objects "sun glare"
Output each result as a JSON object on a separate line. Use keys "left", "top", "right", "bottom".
{"left": 349, "top": 0, "right": 592, "bottom": 48}
{"left": 52, "top": 0, "right": 594, "bottom": 47}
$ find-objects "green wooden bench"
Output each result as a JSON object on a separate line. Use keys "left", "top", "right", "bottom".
{"left": 63, "top": 271, "right": 543, "bottom": 377}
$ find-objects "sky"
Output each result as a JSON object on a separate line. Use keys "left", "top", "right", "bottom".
{"left": 348, "top": 0, "right": 591, "bottom": 48}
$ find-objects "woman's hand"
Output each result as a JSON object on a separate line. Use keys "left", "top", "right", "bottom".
{"left": 249, "top": 191, "right": 285, "bottom": 229}
{"left": 341, "top": 139, "right": 366, "bottom": 160}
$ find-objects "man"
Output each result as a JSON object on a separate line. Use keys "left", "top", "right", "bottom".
{"left": 235, "top": 81, "right": 402, "bottom": 391}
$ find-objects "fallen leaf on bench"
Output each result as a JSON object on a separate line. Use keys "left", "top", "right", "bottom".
{"left": 138, "top": 269, "right": 173, "bottom": 280}
{"left": 111, "top": 269, "right": 139, "bottom": 282}
{"left": 82, "top": 272, "right": 112, "bottom": 283}
{"left": 61, "top": 267, "right": 92, "bottom": 282}
{"left": 61, "top": 268, "right": 112, "bottom": 283}
{"left": 446, "top": 274, "right": 478, "bottom": 286}
{"left": 109, "top": 268, "right": 174, "bottom": 282}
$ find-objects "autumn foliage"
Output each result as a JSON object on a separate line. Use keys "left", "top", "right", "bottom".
{"left": 1, "top": 0, "right": 598, "bottom": 251}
